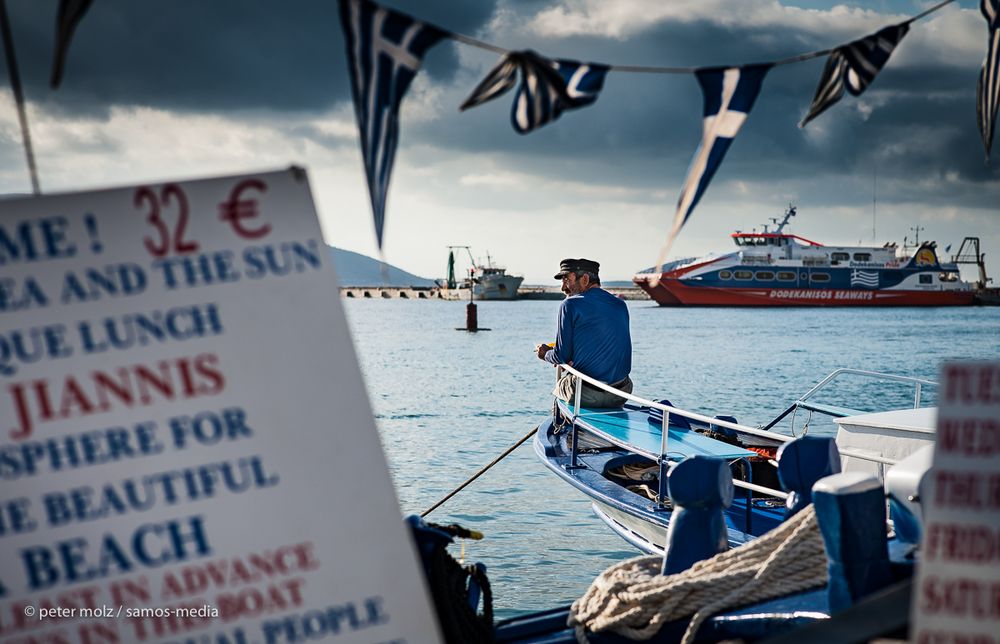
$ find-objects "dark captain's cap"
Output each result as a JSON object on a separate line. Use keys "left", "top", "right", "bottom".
{"left": 554, "top": 258, "right": 600, "bottom": 279}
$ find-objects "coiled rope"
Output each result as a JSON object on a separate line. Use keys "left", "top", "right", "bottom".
{"left": 424, "top": 522, "right": 494, "bottom": 643}
{"left": 568, "top": 505, "right": 828, "bottom": 644}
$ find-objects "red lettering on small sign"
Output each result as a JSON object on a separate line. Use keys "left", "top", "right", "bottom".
{"left": 925, "top": 523, "right": 1000, "bottom": 563}
{"left": 920, "top": 575, "right": 1000, "bottom": 620}
{"left": 938, "top": 418, "right": 1000, "bottom": 457}
{"left": 943, "top": 365, "right": 1000, "bottom": 405}
{"left": 219, "top": 179, "right": 271, "bottom": 240}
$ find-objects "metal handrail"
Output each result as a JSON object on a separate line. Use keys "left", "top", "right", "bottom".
{"left": 556, "top": 364, "right": 934, "bottom": 486}
{"left": 650, "top": 456, "right": 790, "bottom": 500}
{"left": 558, "top": 366, "right": 797, "bottom": 504}
{"left": 558, "top": 363, "right": 795, "bottom": 445}
{"left": 736, "top": 479, "right": 788, "bottom": 499}
{"left": 760, "top": 368, "right": 937, "bottom": 433}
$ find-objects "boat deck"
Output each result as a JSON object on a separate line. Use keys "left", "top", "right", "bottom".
{"left": 536, "top": 415, "right": 786, "bottom": 554}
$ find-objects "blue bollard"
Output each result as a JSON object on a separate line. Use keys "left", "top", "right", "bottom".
{"left": 661, "top": 456, "right": 734, "bottom": 575}
{"left": 812, "top": 472, "right": 892, "bottom": 613}
{"left": 776, "top": 436, "right": 841, "bottom": 519}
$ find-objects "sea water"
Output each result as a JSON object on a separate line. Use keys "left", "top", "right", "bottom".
{"left": 343, "top": 299, "right": 1000, "bottom": 618}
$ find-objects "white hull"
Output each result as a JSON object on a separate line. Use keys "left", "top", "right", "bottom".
{"left": 834, "top": 407, "right": 936, "bottom": 480}
{"left": 472, "top": 274, "right": 523, "bottom": 300}
{"left": 593, "top": 502, "right": 666, "bottom": 554}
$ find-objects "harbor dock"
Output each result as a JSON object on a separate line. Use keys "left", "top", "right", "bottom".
{"left": 339, "top": 286, "right": 651, "bottom": 300}
{"left": 339, "top": 285, "right": 999, "bottom": 303}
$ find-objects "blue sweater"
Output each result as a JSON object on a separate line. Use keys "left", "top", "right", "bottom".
{"left": 545, "top": 287, "right": 631, "bottom": 384}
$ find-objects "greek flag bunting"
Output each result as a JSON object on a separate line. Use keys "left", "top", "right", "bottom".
{"left": 978, "top": 0, "right": 1000, "bottom": 160}
{"left": 800, "top": 24, "right": 909, "bottom": 127}
{"left": 460, "top": 50, "right": 609, "bottom": 134}
{"left": 338, "top": 0, "right": 447, "bottom": 248}
{"left": 50, "top": 0, "right": 93, "bottom": 88}
{"left": 655, "top": 64, "right": 772, "bottom": 275}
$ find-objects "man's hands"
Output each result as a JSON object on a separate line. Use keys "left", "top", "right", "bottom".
{"left": 535, "top": 343, "right": 551, "bottom": 360}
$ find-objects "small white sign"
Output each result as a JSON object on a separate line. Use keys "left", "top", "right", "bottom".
{"left": 0, "top": 168, "right": 442, "bottom": 643}
{"left": 912, "top": 361, "right": 1000, "bottom": 643}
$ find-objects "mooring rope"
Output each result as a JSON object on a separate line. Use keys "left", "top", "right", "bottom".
{"left": 421, "top": 426, "right": 537, "bottom": 517}
{"left": 568, "top": 504, "right": 828, "bottom": 644}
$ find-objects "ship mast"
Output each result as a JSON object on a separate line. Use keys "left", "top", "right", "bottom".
{"left": 447, "top": 245, "right": 478, "bottom": 283}
{"left": 773, "top": 204, "right": 797, "bottom": 234}
{"left": 447, "top": 245, "right": 476, "bottom": 267}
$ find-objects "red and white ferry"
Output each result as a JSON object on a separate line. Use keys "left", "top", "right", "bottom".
{"left": 634, "top": 206, "right": 977, "bottom": 307}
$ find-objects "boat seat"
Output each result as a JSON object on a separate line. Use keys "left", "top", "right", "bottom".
{"left": 814, "top": 472, "right": 893, "bottom": 612}
{"left": 662, "top": 456, "right": 733, "bottom": 574}
{"left": 777, "top": 436, "right": 841, "bottom": 518}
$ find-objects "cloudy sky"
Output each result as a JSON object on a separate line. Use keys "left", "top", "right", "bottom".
{"left": 1, "top": 0, "right": 997, "bottom": 283}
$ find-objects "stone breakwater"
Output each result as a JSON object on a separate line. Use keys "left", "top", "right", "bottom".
{"left": 339, "top": 286, "right": 649, "bottom": 301}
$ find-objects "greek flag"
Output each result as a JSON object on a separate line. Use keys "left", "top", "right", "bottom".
{"left": 339, "top": 0, "right": 447, "bottom": 248}
{"left": 850, "top": 270, "right": 880, "bottom": 288}
{"left": 800, "top": 24, "right": 909, "bottom": 127}
{"left": 460, "top": 50, "right": 609, "bottom": 134}
{"left": 654, "top": 65, "right": 771, "bottom": 274}
{"left": 50, "top": 0, "right": 93, "bottom": 88}
{"left": 978, "top": 0, "right": 1000, "bottom": 160}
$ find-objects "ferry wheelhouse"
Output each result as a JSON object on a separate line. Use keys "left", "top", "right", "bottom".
{"left": 634, "top": 207, "right": 975, "bottom": 306}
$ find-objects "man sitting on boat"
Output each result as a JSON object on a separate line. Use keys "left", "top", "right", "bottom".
{"left": 535, "top": 258, "right": 633, "bottom": 407}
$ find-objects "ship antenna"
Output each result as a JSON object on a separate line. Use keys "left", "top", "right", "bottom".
{"left": 775, "top": 204, "right": 796, "bottom": 234}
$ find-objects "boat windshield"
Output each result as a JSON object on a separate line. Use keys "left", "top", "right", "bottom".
{"left": 734, "top": 235, "right": 785, "bottom": 247}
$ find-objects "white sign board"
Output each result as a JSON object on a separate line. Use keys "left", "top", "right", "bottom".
{"left": 0, "top": 168, "right": 442, "bottom": 644}
{"left": 912, "top": 361, "right": 1000, "bottom": 643}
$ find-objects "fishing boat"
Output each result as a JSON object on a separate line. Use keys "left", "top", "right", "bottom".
{"left": 444, "top": 246, "right": 524, "bottom": 300}
{"left": 634, "top": 206, "right": 978, "bottom": 306}
{"left": 535, "top": 365, "right": 935, "bottom": 555}
{"left": 483, "top": 368, "right": 939, "bottom": 642}
{"left": 496, "top": 433, "right": 930, "bottom": 643}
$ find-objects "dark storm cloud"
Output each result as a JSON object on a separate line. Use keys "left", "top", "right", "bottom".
{"left": 2, "top": 0, "right": 995, "bottom": 198}
{"left": 0, "top": 0, "right": 496, "bottom": 115}
{"left": 402, "top": 6, "right": 998, "bottom": 202}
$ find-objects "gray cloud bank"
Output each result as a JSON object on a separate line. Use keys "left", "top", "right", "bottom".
{"left": 2, "top": 0, "right": 997, "bottom": 215}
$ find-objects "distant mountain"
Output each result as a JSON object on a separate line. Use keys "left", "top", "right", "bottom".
{"left": 329, "top": 246, "right": 436, "bottom": 287}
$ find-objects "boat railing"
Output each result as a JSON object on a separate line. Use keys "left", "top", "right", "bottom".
{"left": 759, "top": 368, "right": 936, "bottom": 437}
{"left": 557, "top": 364, "right": 797, "bottom": 502}
{"left": 554, "top": 364, "right": 934, "bottom": 505}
